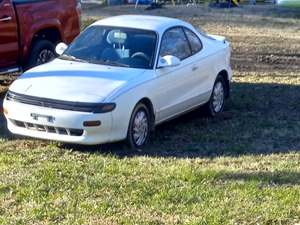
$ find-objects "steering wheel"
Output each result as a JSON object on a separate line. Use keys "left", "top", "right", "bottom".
{"left": 131, "top": 52, "right": 150, "bottom": 62}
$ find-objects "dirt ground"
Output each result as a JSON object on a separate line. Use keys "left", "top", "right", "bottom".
{"left": 83, "top": 5, "right": 300, "bottom": 75}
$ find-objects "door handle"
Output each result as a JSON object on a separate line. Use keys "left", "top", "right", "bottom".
{"left": 192, "top": 66, "right": 199, "bottom": 71}
{"left": 0, "top": 16, "right": 12, "bottom": 22}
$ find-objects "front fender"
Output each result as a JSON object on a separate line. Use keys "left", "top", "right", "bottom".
{"left": 110, "top": 79, "right": 157, "bottom": 141}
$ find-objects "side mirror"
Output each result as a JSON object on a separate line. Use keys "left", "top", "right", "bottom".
{"left": 157, "top": 55, "right": 181, "bottom": 69}
{"left": 55, "top": 42, "right": 68, "bottom": 55}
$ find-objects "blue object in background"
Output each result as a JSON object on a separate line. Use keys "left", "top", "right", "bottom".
{"left": 107, "top": 0, "right": 123, "bottom": 5}
{"left": 128, "top": 0, "right": 153, "bottom": 4}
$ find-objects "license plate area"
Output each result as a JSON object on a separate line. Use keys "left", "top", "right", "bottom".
{"left": 30, "top": 113, "right": 55, "bottom": 123}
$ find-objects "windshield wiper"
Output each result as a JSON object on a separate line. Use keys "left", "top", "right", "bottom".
{"left": 59, "top": 55, "right": 130, "bottom": 68}
{"left": 91, "top": 59, "right": 130, "bottom": 68}
{"left": 59, "top": 54, "right": 89, "bottom": 63}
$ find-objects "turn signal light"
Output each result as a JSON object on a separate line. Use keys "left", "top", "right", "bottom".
{"left": 83, "top": 120, "right": 101, "bottom": 127}
{"left": 94, "top": 103, "right": 116, "bottom": 113}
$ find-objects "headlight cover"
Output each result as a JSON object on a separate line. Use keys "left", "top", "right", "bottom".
{"left": 6, "top": 91, "right": 116, "bottom": 113}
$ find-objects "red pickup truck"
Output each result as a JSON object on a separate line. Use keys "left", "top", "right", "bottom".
{"left": 0, "top": 0, "right": 81, "bottom": 74}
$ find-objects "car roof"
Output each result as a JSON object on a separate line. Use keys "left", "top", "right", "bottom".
{"left": 91, "top": 15, "right": 191, "bottom": 34}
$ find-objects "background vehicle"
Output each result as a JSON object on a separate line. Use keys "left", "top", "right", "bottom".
{"left": 3, "top": 15, "right": 232, "bottom": 149}
{"left": 0, "top": 0, "right": 81, "bottom": 74}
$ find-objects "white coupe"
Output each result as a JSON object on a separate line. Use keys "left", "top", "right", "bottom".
{"left": 3, "top": 15, "right": 232, "bottom": 149}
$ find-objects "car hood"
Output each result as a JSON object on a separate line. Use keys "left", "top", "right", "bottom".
{"left": 9, "top": 59, "right": 146, "bottom": 103}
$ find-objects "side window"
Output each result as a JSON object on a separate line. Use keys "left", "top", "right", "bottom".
{"left": 184, "top": 28, "right": 203, "bottom": 55}
{"left": 160, "top": 27, "right": 191, "bottom": 60}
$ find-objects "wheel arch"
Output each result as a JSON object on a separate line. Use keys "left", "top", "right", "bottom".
{"left": 32, "top": 27, "right": 62, "bottom": 45}
{"left": 24, "top": 27, "right": 62, "bottom": 67}
{"left": 137, "top": 97, "right": 155, "bottom": 131}
{"left": 218, "top": 69, "right": 230, "bottom": 98}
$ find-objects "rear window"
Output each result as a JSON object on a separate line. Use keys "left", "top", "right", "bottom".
{"left": 184, "top": 28, "right": 203, "bottom": 54}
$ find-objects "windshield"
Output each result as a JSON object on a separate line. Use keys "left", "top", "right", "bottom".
{"left": 62, "top": 26, "right": 158, "bottom": 69}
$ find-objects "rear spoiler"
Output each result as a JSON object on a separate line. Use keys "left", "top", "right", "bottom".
{"left": 207, "top": 34, "right": 227, "bottom": 44}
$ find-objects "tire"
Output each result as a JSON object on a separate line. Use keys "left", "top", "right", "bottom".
{"left": 204, "top": 75, "right": 226, "bottom": 117}
{"left": 26, "top": 39, "right": 56, "bottom": 70}
{"left": 127, "top": 103, "right": 151, "bottom": 150}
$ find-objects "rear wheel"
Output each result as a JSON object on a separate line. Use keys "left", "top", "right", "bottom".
{"left": 127, "top": 103, "right": 151, "bottom": 150}
{"left": 26, "top": 39, "right": 56, "bottom": 70}
{"left": 204, "top": 75, "right": 226, "bottom": 117}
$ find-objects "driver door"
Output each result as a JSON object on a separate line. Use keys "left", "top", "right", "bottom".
{"left": 0, "top": 0, "right": 18, "bottom": 69}
{"left": 155, "top": 27, "right": 200, "bottom": 122}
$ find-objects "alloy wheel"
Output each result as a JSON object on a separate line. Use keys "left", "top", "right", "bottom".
{"left": 212, "top": 81, "right": 225, "bottom": 113}
{"left": 37, "top": 49, "right": 55, "bottom": 65}
{"left": 132, "top": 110, "right": 149, "bottom": 146}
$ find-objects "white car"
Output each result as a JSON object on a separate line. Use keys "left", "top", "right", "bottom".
{"left": 3, "top": 15, "right": 232, "bottom": 149}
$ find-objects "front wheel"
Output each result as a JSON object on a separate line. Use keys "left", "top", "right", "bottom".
{"left": 127, "top": 103, "right": 151, "bottom": 150}
{"left": 26, "top": 39, "right": 56, "bottom": 70}
{"left": 204, "top": 75, "right": 226, "bottom": 117}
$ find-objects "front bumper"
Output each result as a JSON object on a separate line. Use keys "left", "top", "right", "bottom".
{"left": 3, "top": 99, "right": 114, "bottom": 145}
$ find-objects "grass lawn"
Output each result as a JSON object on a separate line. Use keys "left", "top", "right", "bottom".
{"left": 1, "top": 6, "right": 300, "bottom": 225}
{"left": 278, "top": 0, "right": 300, "bottom": 8}
{"left": 0, "top": 144, "right": 300, "bottom": 225}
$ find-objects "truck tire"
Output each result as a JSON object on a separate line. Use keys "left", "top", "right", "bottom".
{"left": 26, "top": 39, "right": 55, "bottom": 70}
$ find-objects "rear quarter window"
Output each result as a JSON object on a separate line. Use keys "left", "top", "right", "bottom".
{"left": 160, "top": 27, "right": 192, "bottom": 60}
{"left": 184, "top": 28, "right": 203, "bottom": 55}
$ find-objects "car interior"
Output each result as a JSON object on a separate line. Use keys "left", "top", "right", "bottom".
{"left": 66, "top": 27, "right": 157, "bottom": 69}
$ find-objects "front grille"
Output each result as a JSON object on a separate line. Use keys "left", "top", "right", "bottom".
{"left": 5, "top": 91, "right": 106, "bottom": 113}
{"left": 11, "top": 119, "right": 84, "bottom": 136}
